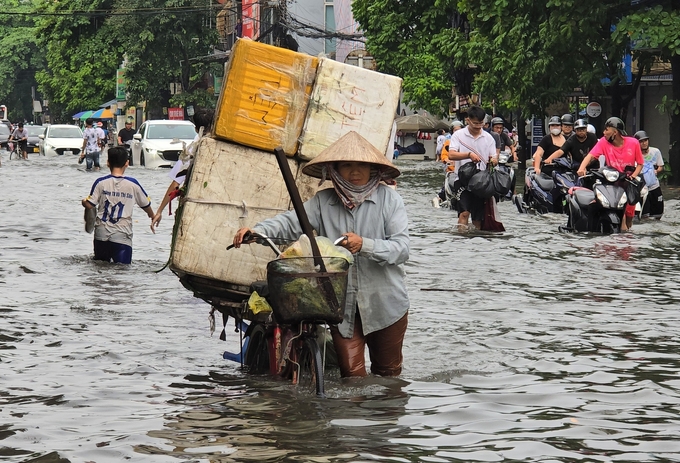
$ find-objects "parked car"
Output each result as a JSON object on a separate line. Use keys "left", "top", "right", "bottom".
{"left": 39, "top": 124, "right": 84, "bottom": 157}
{"left": 0, "top": 124, "right": 9, "bottom": 150}
{"left": 26, "top": 125, "right": 46, "bottom": 154}
{"left": 130, "top": 120, "right": 196, "bottom": 168}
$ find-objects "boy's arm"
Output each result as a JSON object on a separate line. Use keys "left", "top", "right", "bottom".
{"left": 143, "top": 205, "right": 157, "bottom": 234}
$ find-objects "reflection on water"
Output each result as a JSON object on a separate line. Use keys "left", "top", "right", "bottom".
{"left": 2, "top": 156, "right": 680, "bottom": 461}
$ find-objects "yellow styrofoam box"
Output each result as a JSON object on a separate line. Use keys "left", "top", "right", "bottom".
{"left": 298, "top": 58, "right": 402, "bottom": 161}
{"left": 214, "top": 38, "right": 318, "bottom": 156}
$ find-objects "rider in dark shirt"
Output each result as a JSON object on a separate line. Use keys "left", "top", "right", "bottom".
{"left": 544, "top": 118, "right": 599, "bottom": 171}
{"left": 117, "top": 121, "right": 136, "bottom": 145}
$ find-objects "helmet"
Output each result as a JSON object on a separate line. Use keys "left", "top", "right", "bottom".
{"left": 561, "top": 114, "right": 574, "bottom": 125}
{"left": 491, "top": 117, "right": 504, "bottom": 126}
{"left": 587, "top": 124, "right": 596, "bottom": 134}
{"left": 548, "top": 116, "right": 561, "bottom": 126}
{"left": 604, "top": 116, "right": 627, "bottom": 135}
{"left": 574, "top": 118, "right": 588, "bottom": 130}
{"left": 634, "top": 130, "right": 649, "bottom": 141}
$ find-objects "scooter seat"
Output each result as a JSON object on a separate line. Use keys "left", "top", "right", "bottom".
{"left": 572, "top": 188, "right": 595, "bottom": 208}
{"left": 534, "top": 173, "right": 554, "bottom": 191}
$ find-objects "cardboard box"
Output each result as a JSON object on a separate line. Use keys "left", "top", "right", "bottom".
{"left": 298, "top": 58, "right": 402, "bottom": 160}
{"left": 170, "top": 137, "right": 318, "bottom": 288}
{"left": 213, "top": 38, "right": 318, "bottom": 156}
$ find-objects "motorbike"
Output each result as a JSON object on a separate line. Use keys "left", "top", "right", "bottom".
{"left": 496, "top": 151, "right": 516, "bottom": 201}
{"left": 433, "top": 170, "right": 458, "bottom": 209}
{"left": 559, "top": 166, "right": 633, "bottom": 234}
{"left": 514, "top": 157, "right": 578, "bottom": 214}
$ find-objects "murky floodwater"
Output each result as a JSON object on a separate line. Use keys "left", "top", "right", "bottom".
{"left": 2, "top": 152, "right": 680, "bottom": 462}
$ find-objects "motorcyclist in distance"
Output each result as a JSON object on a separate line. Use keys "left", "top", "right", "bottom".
{"left": 533, "top": 116, "right": 565, "bottom": 175}
{"left": 544, "top": 118, "right": 599, "bottom": 172}
{"left": 560, "top": 114, "right": 575, "bottom": 139}
{"left": 491, "top": 117, "right": 517, "bottom": 161}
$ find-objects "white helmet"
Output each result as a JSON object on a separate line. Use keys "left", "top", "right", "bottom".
{"left": 587, "top": 124, "right": 596, "bottom": 134}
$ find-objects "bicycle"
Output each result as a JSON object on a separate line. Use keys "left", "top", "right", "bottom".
{"left": 220, "top": 232, "right": 350, "bottom": 397}
{"left": 9, "top": 140, "right": 25, "bottom": 160}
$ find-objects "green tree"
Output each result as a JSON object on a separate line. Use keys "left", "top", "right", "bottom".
{"left": 0, "top": 0, "right": 46, "bottom": 122}
{"left": 34, "top": 0, "right": 121, "bottom": 122}
{"left": 353, "top": 0, "right": 639, "bottom": 120}
{"left": 615, "top": 4, "right": 680, "bottom": 184}
{"left": 110, "top": 0, "right": 219, "bottom": 116}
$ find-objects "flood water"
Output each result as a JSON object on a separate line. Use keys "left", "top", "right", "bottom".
{"left": 2, "top": 152, "right": 680, "bottom": 462}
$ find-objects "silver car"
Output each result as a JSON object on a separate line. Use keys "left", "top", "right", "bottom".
{"left": 39, "top": 124, "right": 84, "bottom": 157}
{"left": 130, "top": 120, "right": 196, "bottom": 168}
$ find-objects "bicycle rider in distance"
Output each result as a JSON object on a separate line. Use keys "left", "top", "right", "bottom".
{"left": 9, "top": 122, "right": 29, "bottom": 160}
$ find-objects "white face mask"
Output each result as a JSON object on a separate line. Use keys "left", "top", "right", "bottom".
{"left": 550, "top": 127, "right": 561, "bottom": 136}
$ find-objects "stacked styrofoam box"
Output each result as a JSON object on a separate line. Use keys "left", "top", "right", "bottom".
{"left": 170, "top": 137, "right": 317, "bottom": 286}
{"left": 298, "top": 58, "right": 402, "bottom": 161}
{"left": 172, "top": 39, "right": 402, "bottom": 289}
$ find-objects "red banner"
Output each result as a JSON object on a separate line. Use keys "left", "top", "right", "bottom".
{"left": 242, "top": 0, "right": 259, "bottom": 39}
{"left": 168, "top": 107, "right": 184, "bottom": 120}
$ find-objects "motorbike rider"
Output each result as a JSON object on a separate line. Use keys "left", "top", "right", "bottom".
{"left": 533, "top": 116, "right": 566, "bottom": 175}
{"left": 491, "top": 117, "right": 517, "bottom": 161}
{"left": 544, "top": 118, "right": 599, "bottom": 172}
{"left": 560, "top": 114, "right": 575, "bottom": 139}
{"left": 117, "top": 120, "right": 136, "bottom": 161}
{"left": 634, "top": 130, "right": 664, "bottom": 219}
{"left": 577, "top": 117, "right": 644, "bottom": 232}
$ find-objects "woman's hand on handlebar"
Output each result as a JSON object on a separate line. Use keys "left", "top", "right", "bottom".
{"left": 338, "top": 232, "right": 362, "bottom": 254}
{"left": 577, "top": 167, "right": 587, "bottom": 178}
{"left": 232, "top": 227, "right": 254, "bottom": 248}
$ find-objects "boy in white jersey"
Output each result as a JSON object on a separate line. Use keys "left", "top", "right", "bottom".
{"left": 82, "top": 147, "right": 155, "bottom": 264}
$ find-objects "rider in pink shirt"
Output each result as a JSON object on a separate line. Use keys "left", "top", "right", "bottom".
{"left": 577, "top": 117, "right": 643, "bottom": 231}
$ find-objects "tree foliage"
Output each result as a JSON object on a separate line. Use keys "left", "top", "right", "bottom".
{"left": 32, "top": 0, "right": 218, "bottom": 122}
{"left": 0, "top": 0, "right": 46, "bottom": 122}
{"left": 615, "top": 5, "right": 680, "bottom": 185}
{"left": 354, "top": 0, "right": 635, "bottom": 118}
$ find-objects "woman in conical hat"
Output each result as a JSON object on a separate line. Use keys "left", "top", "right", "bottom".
{"left": 233, "top": 131, "right": 410, "bottom": 378}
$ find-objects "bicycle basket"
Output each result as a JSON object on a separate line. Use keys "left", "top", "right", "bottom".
{"left": 266, "top": 257, "right": 349, "bottom": 325}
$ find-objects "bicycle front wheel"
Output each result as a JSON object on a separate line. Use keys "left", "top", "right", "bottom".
{"left": 10, "top": 148, "right": 20, "bottom": 160}
{"left": 295, "top": 337, "right": 325, "bottom": 397}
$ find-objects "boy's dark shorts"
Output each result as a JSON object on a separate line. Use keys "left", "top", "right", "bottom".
{"left": 453, "top": 180, "right": 485, "bottom": 222}
{"left": 94, "top": 239, "right": 133, "bottom": 264}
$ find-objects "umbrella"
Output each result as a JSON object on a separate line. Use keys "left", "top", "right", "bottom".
{"left": 72, "top": 110, "right": 87, "bottom": 119}
{"left": 91, "top": 108, "right": 114, "bottom": 119}
{"left": 395, "top": 114, "right": 450, "bottom": 133}
{"left": 79, "top": 110, "right": 94, "bottom": 121}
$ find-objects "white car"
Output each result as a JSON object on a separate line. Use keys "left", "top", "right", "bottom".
{"left": 130, "top": 120, "right": 196, "bottom": 168}
{"left": 39, "top": 124, "right": 84, "bottom": 157}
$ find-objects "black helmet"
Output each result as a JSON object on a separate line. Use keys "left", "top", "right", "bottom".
{"left": 604, "top": 117, "right": 627, "bottom": 136}
{"left": 561, "top": 114, "right": 574, "bottom": 125}
{"left": 574, "top": 118, "right": 588, "bottom": 130}
{"left": 491, "top": 117, "right": 504, "bottom": 126}
{"left": 634, "top": 130, "right": 649, "bottom": 141}
{"left": 548, "top": 116, "right": 561, "bottom": 126}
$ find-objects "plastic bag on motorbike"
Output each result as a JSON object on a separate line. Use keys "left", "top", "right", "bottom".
{"left": 467, "top": 169, "right": 496, "bottom": 199}
{"left": 625, "top": 175, "right": 646, "bottom": 205}
{"left": 491, "top": 168, "right": 512, "bottom": 196}
{"left": 457, "top": 161, "right": 479, "bottom": 187}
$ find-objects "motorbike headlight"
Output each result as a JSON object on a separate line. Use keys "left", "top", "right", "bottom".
{"left": 595, "top": 188, "right": 610, "bottom": 208}
{"left": 603, "top": 169, "right": 620, "bottom": 182}
{"left": 617, "top": 192, "right": 628, "bottom": 209}
{"left": 499, "top": 152, "right": 509, "bottom": 164}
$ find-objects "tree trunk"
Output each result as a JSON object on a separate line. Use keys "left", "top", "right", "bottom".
{"left": 669, "top": 54, "right": 680, "bottom": 186}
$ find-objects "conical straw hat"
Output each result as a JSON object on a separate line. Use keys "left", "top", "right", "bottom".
{"left": 301, "top": 131, "right": 401, "bottom": 179}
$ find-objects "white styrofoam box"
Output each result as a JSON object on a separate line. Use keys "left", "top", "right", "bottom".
{"left": 298, "top": 58, "right": 403, "bottom": 161}
{"left": 170, "top": 137, "right": 316, "bottom": 287}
